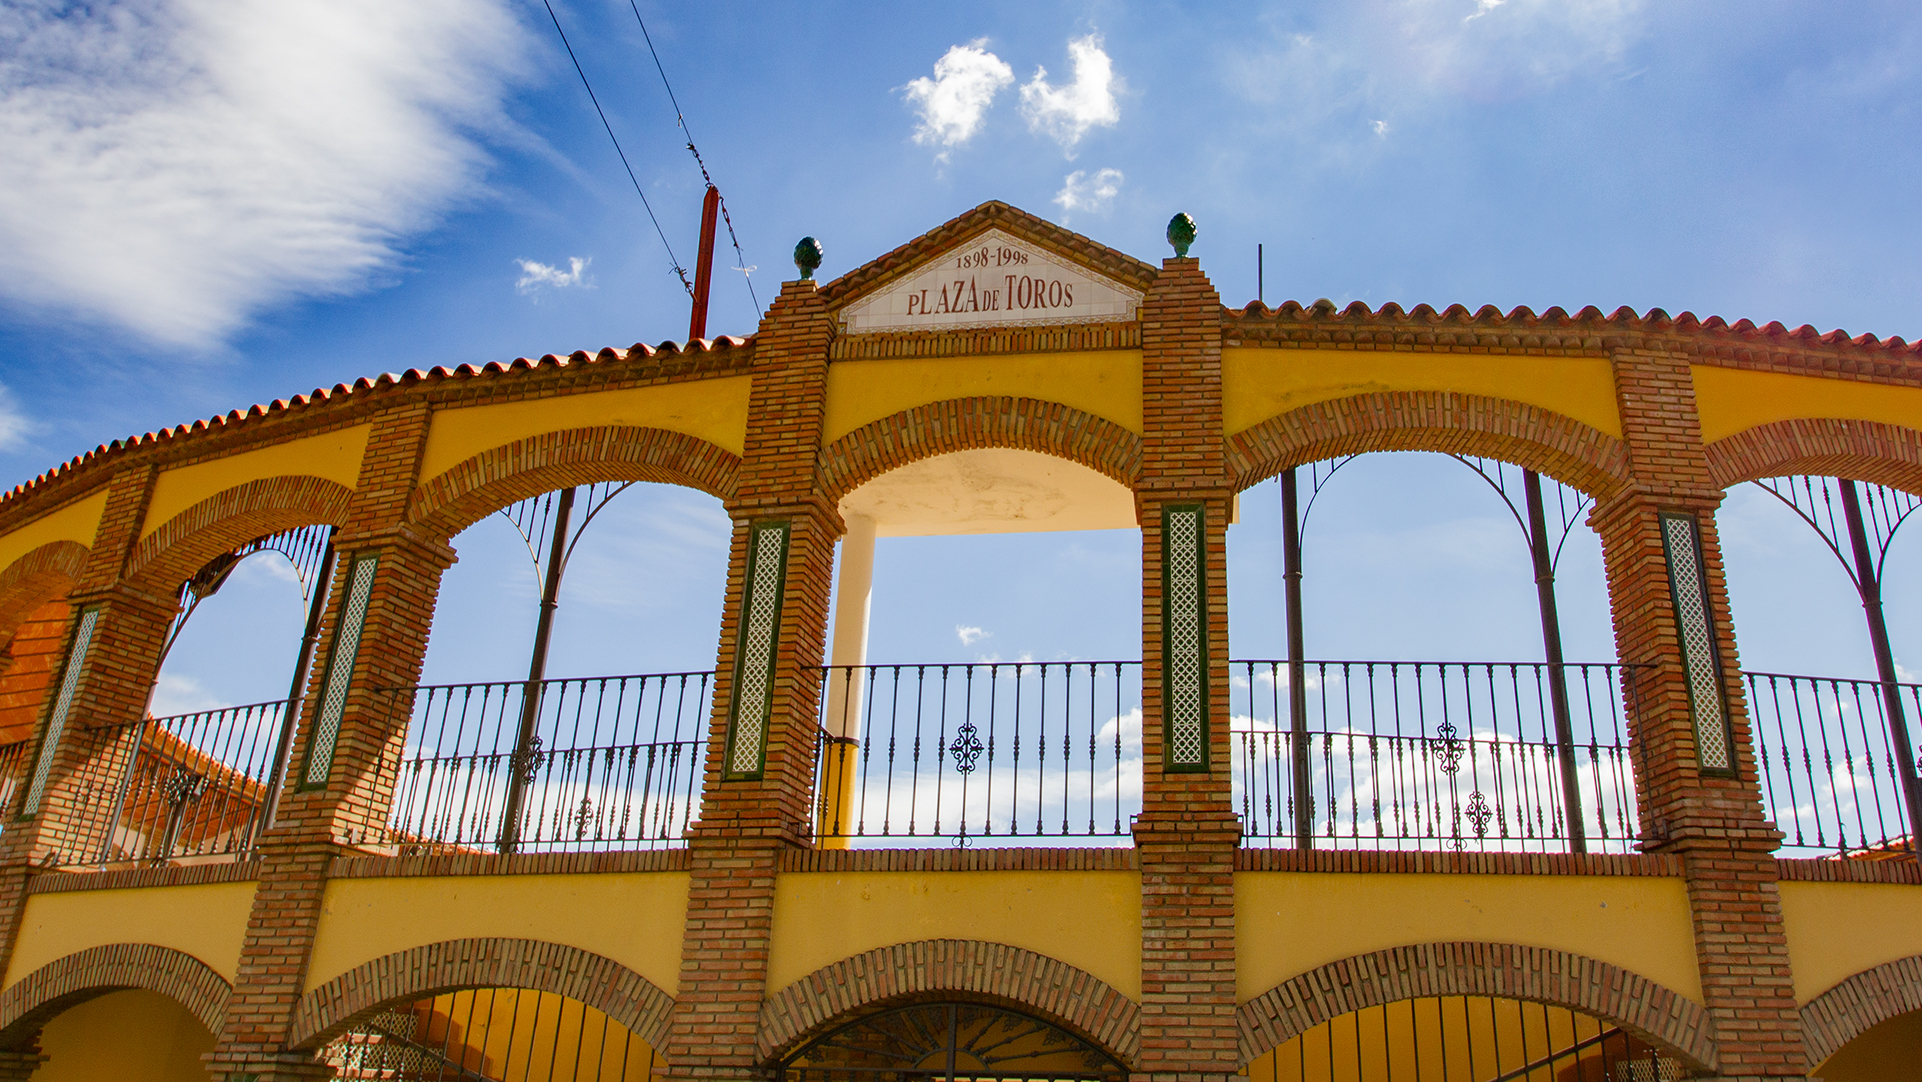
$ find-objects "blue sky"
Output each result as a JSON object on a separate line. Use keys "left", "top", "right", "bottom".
{"left": 2, "top": 1, "right": 1920, "bottom": 714}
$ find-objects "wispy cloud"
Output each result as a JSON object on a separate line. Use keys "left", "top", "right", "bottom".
{"left": 0, "top": 0, "right": 529, "bottom": 348}
{"left": 956, "top": 625, "right": 990, "bottom": 646}
{"left": 0, "top": 384, "right": 34, "bottom": 452}
{"left": 1054, "top": 168, "right": 1123, "bottom": 219}
{"left": 516, "top": 256, "right": 590, "bottom": 296}
{"left": 1019, "top": 34, "right": 1121, "bottom": 157}
{"left": 902, "top": 40, "right": 1014, "bottom": 155}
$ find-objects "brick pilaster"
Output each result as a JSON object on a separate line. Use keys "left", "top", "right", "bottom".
{"left": 669, "top": 279, "right": 838, "bottom": 1080}
{"left": 1133, "top": 255, "right": 1239, "bottom": 1082}
{"left": 207, "top": 404, "right": 444, "bottom": 1080}
{"left": 1599, "top": 343, "right": 1805, "bottom": 1079}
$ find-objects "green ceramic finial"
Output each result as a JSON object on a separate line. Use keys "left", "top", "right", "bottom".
{"left": 793, "top": 236, "right": 824, "bottom": 280}
{"left": 1166, "top": 213, "right": 1197, "bottom": 257}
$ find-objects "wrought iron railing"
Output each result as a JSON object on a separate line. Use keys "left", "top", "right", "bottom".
{"left": 381, "top": 672, "right": 709, "bottom": 854}
{"left": 814, "top": 662, "right": 1142, "bottom": 844}
{"left": 53, "top": 700, "right": 285, "bottom": 866}
{"left": 1746, "top": 671, "right": 1922, "bottom": 858}
{"left": 1231, "top": 661, "right": 1641, "bottom": 853}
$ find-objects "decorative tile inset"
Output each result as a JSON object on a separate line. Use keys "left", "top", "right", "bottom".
{"left": 726, "top": 522, "right": 790, "bottom": 779}
{"left": 1661, "top": 513, "right": 1733, "bottom": 772}
{"left": 1164, "top": 506, "right": 1207, "bottom": 771}
{"left": 302, "top": 553, "right": 380, "bottom": 789}
{"left": 22, "top": 606, "right": 100, "bottom": 816}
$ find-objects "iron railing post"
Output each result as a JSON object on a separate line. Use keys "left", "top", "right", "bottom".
{"left": 1282, "top": 468, "right": 1313, "bottom": 848}
{"left": 499, "top": 486, "right": 576, "bottom": 853}
{"left": 252, "top": 532, "right": 336, "bottom": 845}
{"left": 1839, "top": 479, "right": 1922, "bottom": 861}
{"left": 1525, "top": 470, "right": 1587, "bottom": 853}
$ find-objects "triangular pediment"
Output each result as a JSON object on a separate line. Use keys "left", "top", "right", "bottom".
{"left": 820, "top": 202, "right": 1158, "bottom": 335}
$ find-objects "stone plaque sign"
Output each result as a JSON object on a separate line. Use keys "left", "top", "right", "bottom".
{"left": 837, "top": 228, "right": 1143, "bottom": 334}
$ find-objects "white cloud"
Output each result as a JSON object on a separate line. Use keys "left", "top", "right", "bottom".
{"left": 1371, "top": 119, "right": 1390, "bottom": 137}
{"left": 902, "top": 40, "right": 1014, "bottom": 152}
{"left": 1053, "top": 168, "right": 1123, "bottom": 219}
{"left": 0, "top": 384, "right": 33, "bottom": 452}
{"left": 1019, "top": 34, "right": 1121, "bottom": 157}
{"left": 956, "top": 625, "right": 990, "bottom": 646}
{"left": 1466, "top": 0, "right": 1506, "bottom": 20}
{"left": 516, "top": 256, "right": 590, "bottom": 295}
{"left": 0, "top": 0, "right": 529, "bottom": 348}
{"left": 148, "top": 673, "right": 230, "bottom": 718}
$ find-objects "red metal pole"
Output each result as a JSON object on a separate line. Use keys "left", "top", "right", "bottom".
{"left": 689, "top": 184, "right": 720, "bottom": 341}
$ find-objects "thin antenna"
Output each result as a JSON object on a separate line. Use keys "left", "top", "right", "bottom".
{"left": 1258, "top": 243, "right": 1264, "bottom": 305}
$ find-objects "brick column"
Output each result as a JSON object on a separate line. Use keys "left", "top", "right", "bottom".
{"left": 668, "top": 279, "right": 839, "bottom": 1080}
{"left": 1132, "top": 254, "right": 1240, "bottom": 1082}
{"left": 1598, "top": 341, "right": 1804, "bottom": 1080}
{"left": 0, "top": 1050, "right": 45, "bottom": 1079}
{"left": 206, "top": 404, "right": 446, "bottom": 1081}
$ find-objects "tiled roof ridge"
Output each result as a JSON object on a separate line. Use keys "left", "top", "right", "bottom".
{"left": 0, "top": 335, "right": 752, "bottom": 509}
{"left": 1226, "top": 299, "right": 1922, "bottom": 356}
{"left": 817, "top": 200, "right": 1161, "bottom": 306}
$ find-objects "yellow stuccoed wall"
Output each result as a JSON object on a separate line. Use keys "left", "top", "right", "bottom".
{"left": 139, "top": 424, "right": 372, "bottom": 538}
{"left": 1691, "top": 365, "right": 1922, "bottom": 446}
{"left": 1221, "top": 348, "right": 1623, "bottom": 442}
{"left": 1777, "top": 880, "right": 1922, "bottom": 1003}
{"left": 1236, "top": 873, "right": 1702, "bottom": 1004}
{"left": 34, "top": 988, "right": 215, "bottom": 1082}
{"left": 766, "top": 871, "right": 1142, "bottom": 999}
{"left": 304, "top": 873, "right": 690, "bottom": 997}
{"left": 0, "top": 489, "right": 106, "bottom": 578}
{"left": 417, "top": 377, "right": 753, "bottom": 481}
{"left": 1, "top": 882, "right": 256, "bottom": 988}
{"left": 823, "top": 351, "right": 1145, "bottom": 443}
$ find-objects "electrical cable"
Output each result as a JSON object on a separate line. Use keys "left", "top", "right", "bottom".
{"left": 541, "top": 0, "right": 694, "bottom": 297}
{"left": 628, "top": 1, "right": 761, "bottom": 312}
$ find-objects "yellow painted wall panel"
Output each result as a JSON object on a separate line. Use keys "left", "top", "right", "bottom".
{"left": 419, "top": 377, "right": 752, "bottom": 481}
{"left": 824, "top": 351, "right": 1144, "bottom": 444}
{"left": 768, "top": 871, "right": 1142, "bottom": 999}
{"left": 0, "top": 882, "right": 255, "bottom": 988}
{"left": 34, "top": 988, "right": 215, "bottom": 1082}
{"left": 1221, "top": 349, "right": 1622, "bottom": 441}
{"left": 0, "top": 490, "right": 106, "bottom": 576}
{"left": 1779, "top": 880, "right": 1922, "bottom": 1003}
{"left": 1692, "top": 366, "right": 1922, "bottom": 446}
{"left": 305, "top": 873, "right": 689, "bottom": 996}
{"left": 140, "top": 424, "right": 371, "bottom": 538}
{"left": 1236, "top": 873, "right": 1700, "bottom": 1004}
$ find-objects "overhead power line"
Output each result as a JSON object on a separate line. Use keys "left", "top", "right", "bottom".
{"left": 541, "top": 0, "right": 693, "bottom": 298}
{"left": 627, "top": 2, "right": 760, "bottom": 312}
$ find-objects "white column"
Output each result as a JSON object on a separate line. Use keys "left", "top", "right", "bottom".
{"left": 823, "top": 513, "right": 876, "bottom": 738}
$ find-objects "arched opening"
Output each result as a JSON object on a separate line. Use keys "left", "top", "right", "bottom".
{"left": 775, "top": 1002, "right": 1124, "bottom": 1082}
{"left": 1245, "top": 995, "right": 1681, "bottom": 1082}
{"left": 396, "top": 481, "right": 730, "bottom": 854}
{"left": 1813, "top": 1004, "right": 1922, "bottom": 1081}
{"left": 1226, "top": 452, "right": 1626, "bottom": 854}
{"left": 30, "top": 988, "right": 215, "bottom": 1081}
{"left": 317, "top": 987, "right": 660, "bottom": 1081}
{"left": 817, "top": 447, "right": 1143, "bottom": 847}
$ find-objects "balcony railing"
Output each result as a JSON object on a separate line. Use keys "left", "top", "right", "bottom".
{"left": 381, "top": 672, "right": 709, "bottom": 854}
{"left": 1231, "top": 661, "right": 1642, "bottom": 854}
{"left": 1747, "top": 671, "right": 1922, "bottom": 859}
{"left": 53, "top": 700, "right": 285, "bottom": 867}
{"left": 815, "top": 662, "right": 1142, "bottom": 845}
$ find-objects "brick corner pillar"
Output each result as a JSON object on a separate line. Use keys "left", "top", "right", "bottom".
{"left": 1597, "top": 340, "right": 1805, "bottom": 1080}
{"left": 1133, "top": 253, "right": 1241, "bottom": 1082}
{"left": 206, "top": 403, "right": 448, "bottom": 1082}
{"left": 669, "top": 277, "right": 839, "bottom": 1080}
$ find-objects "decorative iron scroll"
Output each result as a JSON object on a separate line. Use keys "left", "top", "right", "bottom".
{"left": 300, "top": 553, "right": 380, "bottom": 789}
{"left": 779, "top": 1001, "right": 1123, "bottom": 1082}
{"left": 1659, "top": 512, "right": 1734, "bottom": 773}
{"left": 21, "top": 606, "right": 100, "bottom": 817}
{"left": 725, "top": 520, "right": 790, "bottom": 780}
{"left": 1163, "top": 505, "right": 1208, "bottom": 771}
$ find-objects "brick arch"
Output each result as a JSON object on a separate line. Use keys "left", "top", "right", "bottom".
{"left": 1705, "top": 418, "right": 1922, "bottom": 495}
{"left": 0, "top": 942, "right": 229, "bottom": 1051}
{"left": 1236, "top": 942, "right": 1717, "bottom": 1074}
{"left": 1226, "top": 391, "right": 1632, "bottom": 500}
{"left": 408, "top": 426, "right": 740, "bottom": 542}
{"left": 123, "top": 474, "right": 353, "bottom": 594}
{"left": 817, "top": 398, "right": 1143, "bottom": 503}
{"left": 0, "top": 540, "right": 87, "bottom": 649}
{"left": 290, "top": 937, "right": 675, "bottom": 1053}
{"left": 1799, "top": 952, "right": 1922, "bottom": 1066}
{"left": 757, "top": 939, "right": 1140, "bottom": 1066}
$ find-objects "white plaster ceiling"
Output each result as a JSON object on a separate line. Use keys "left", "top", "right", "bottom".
{"left": 838, "top": 448, "right": 1138, "bottom": 537}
